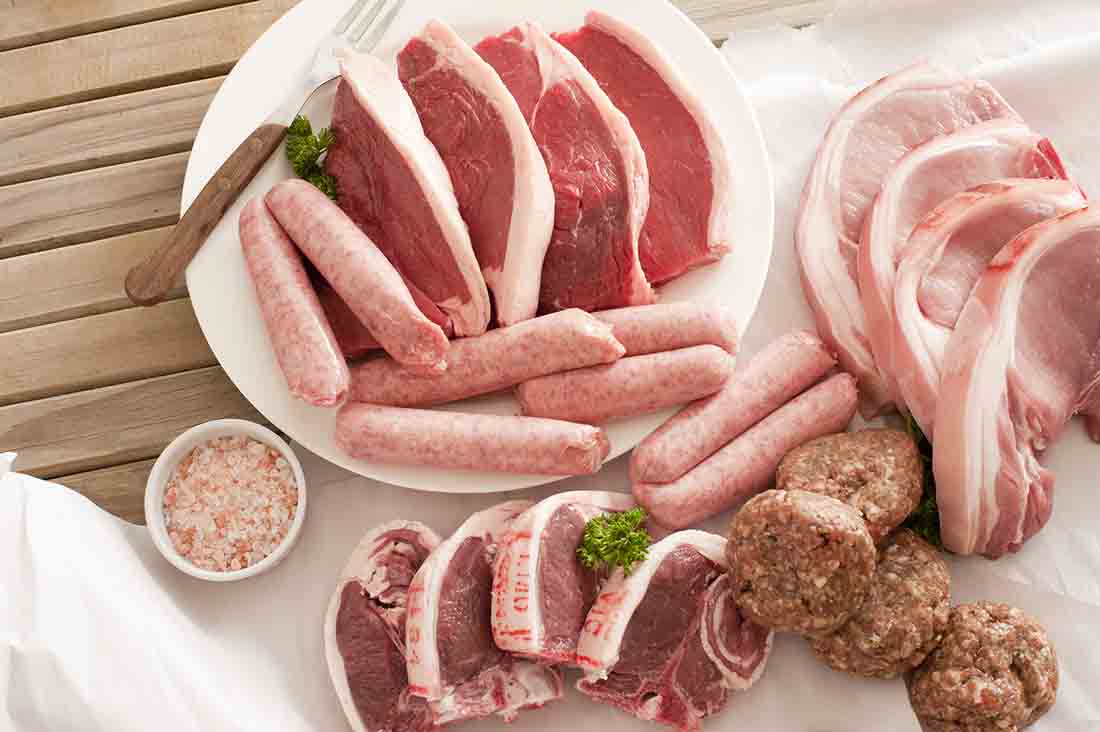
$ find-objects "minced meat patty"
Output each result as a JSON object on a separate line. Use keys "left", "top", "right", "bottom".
{"left": 727, "top": 489, "right": 876, "bottom": 637}
{"left": 776, "top": 429, "right": 923, "bottom": 543}
{"left": 809, "top": 530, "right": 949, "bottom": 678}
{"left": 907, "top": 602, "right": 1058, "bottom": 732}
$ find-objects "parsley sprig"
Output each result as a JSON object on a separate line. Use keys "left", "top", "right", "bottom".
{"left": 902, "top": 414, "right": 943, "bottom": 549}
{"left": 286, "top": 115, "right": 338, "bottom": 200}
{"left": 577, "top": 507, "right": 652, "bottom": 575}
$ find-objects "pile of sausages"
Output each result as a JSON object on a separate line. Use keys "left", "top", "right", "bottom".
{"left": 631, "top": 331, "right": 858, "bottom": 528}
{"left": 240, "top": 180, "right": 744, "bottom": 476}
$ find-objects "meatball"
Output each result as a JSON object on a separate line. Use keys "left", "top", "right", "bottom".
{"left": 727, "top": 489, "right": 876, "bottom": 637}
{"left": 908, "top": 602, "right": 1058, "bottom": 732}
{"left": 809, "top": 530, "right": 949, "bottom": 678}
{"left": 776, "top": 429, "right": 923, "bottom": 543}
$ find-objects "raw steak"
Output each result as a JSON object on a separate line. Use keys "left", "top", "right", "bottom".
{"left": 893, "top": 179, "right": 1084, "bottom": 435}
{"left": 398, "top": 20, "right": 554, "bottom": 326}
{"left": 934, "top": 205, "right": 1100, "bottom": 557}
{"left": 324, "top": 521, "right": 441, "bottom": 732}
{"left": 405, "top": 501, "right": 563, "bottom": 724}
{"left": 492, "top": 490, "right": 636, "bottom": 664}
{"left": 324, "top": 48, "right": 490, "bottom": 336}
{"left": 576, "top": 531, "right": 772, "bottom": 731}
{"left": 555, "top": 11, "right": 733, "bottom": 284}
{"left": 796, "top": 62, "right": 1018, "bottom": 416}
{"left": 476, "top": 23, "right": 654, "bottom": 312}
{"left": 859, "top": 119, "right": 1069, "bottom": 411}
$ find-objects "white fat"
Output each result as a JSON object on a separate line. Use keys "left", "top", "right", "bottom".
{"left": 405, "top": 500, "right": 533, "bottom": 702}
{"left": 492, "top": 491, "right": 636, "bottom": 659}
{"left": 430, "top": 659, "right": 563, "bottom": 725}
{"left": 415, "top": 20, "right": 553, "bottom": 325}
{"left": 697, "top": 575, "right": 773, "bottom": 691}
{"left": 576, "top": 530, "right": 727, "bottom": 679}
{"left": 336, "top": 48, "right": 490, "bottom": 336}
{"left": 323, "top": 521, "right": 441, "bottom": 732}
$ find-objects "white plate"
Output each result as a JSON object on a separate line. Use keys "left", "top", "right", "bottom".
{"left": 184, "top": 0, "right": 774, "bottom": 493}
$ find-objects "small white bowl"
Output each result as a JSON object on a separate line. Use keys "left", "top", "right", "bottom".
{"left": 145, "top": 419, "right": 307, "bottom": 582}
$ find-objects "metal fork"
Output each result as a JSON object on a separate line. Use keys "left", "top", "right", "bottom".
{"left": 125, "top": 0, "right": 407, "bottom": 307}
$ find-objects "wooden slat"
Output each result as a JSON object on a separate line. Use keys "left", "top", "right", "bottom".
{"left": 0, "top": 366, "right": 266, "bottom": 478}
{"left": 0, "top": 1, "right": 251, "bottom": 52}
{"left": 0, "top": 298, "right": 216, "bottom": 406}
{"left": 0, "top": 227, "right": 186, "bottom": 333}
{"left": 0, "top": 152, "right": 185, "bottom": 259}
{"left": 0, "top": 77, "right": 220, "bottom": 186}
{"left": 58, "top": 459, "right": 156, "bottom": 524}
{"left": 677, "top": 0, "right": 831, "bottom": 36}
{"left": 0, "top": 0, "right": 297, "bottom": 117}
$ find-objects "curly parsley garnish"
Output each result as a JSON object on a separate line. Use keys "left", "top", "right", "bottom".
{"left": 286, "top": 115, "right": 338, "bottom": 200}
{"left": 577, "top": 507, "right": 652, "bottom": 575}
{"left": 902, "top": 414, "right": 943, "bottom": 550}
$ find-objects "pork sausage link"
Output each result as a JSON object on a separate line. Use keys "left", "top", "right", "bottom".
{"left": 517, "top": 345, "right": 734, "bottom": 425}
{"left": 335, "top": 403, "right": 611, "bottom": 475}
{"left": 265, "top": 179, "right": 449, "bottom": 375}
{"left": 634, "top": 373, "right": 858, "bottom": 529}
{"left": 594, "top": 302, "right": 739, "bottom": 356}
{"left": 350, "top": 309, "right": 625, "bottom": 406}
{"left": 630, "top": 331, "right": 836, "bottom": 483}
{"left": 239, "top": 197, "right": 349, "bottom": 407}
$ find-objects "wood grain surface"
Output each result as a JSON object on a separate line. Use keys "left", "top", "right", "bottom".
{"left": 0, "top": 0, "right": 829, "bottom": 522}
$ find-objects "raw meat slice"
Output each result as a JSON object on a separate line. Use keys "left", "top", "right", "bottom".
{"left": 554, "top": 11, "right": 733, "bottom": 284}
{"left": 796, "top": 62, "right": 1018, "bottom": 416}
{"left": 933, "top": 205, "right": 1100, "bottom": 557}
{"left": 492, "top": 491, "right": 636, "bottom": 664}
{"left": 476, "top": 23, "right": 654, "bottom": 312}
{"left": 324, "top": 521, "right": 441, "bottom": 732}
{"left": 859, "top": 119, "right": 1069, "bottom": 411}
{"left": 893, "top": 179, "right": 1085, "bottom": 434}
{"left": 577, "top": 531, "right": 772, "bottom": 731}
{"left": 398, "top": 20, "right": 554, "bottom": 326}
{"left": 324, "top": 48, "right": 490, "bottom": 336}
{"left": 405, "top": 501, "right": 563, "bottom": 723}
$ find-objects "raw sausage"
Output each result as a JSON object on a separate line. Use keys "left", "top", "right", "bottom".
{"left": 630, "top": 331, "right": 836, "bottom": 483}
{"left": 517, "top": 345, "right": 734, "bottom": 424}
{"left": 350, "top": 309, "right": 625, "bottom": 406}
{"left": 265, "top": 179, "right": 449, "bottom": 375}
{"left": 335, "top": 403, "right": 611, "bottom": 475}
{"left": 634, "top": 373, "right": 858, "bottom": 529}
{"left": 593, "top": 303, "right": 739, "bottom": 356}
{"left": 239, "top": 197, "right": 349, "bottom": 407}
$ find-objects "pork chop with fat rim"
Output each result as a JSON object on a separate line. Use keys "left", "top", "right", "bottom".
{"left": 405, "top": 500, "right": 563, "bottom": 724}
{"left": 398, "top": 20, "right": 553, "bottom": 327}
{"left": 892, "top": 179, "right": 1085, "bottom": 435}
{"left": 324, "top": 521, "right": 441, "bottom": 732}
{"left": 554, "top": 11, "right": 734, "bottom": 284}
{"left": 476, "top": 22, "right": 654, "bottom": 313}
{"left": 796, "top": 62, "right": 1019, "bottom": 417}
{"left": 934, "top": 205, "right": 1100, "bottom": 557}
{"left": 576, "top": 531, "right": 772, "bottom": 731}
{"left": 324, "top": 48, "right": 490, "bottom": 336}
{"left": 492, "top": 490, "right": 637, "bottom": 664}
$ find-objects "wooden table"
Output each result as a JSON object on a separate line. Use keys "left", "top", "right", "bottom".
{"left": 0, "top": 0, "right": 827, "bottom": 524}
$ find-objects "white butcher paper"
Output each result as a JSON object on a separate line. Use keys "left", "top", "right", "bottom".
{"left": 3, "top": 1, "right": 1100, "bottom": 730}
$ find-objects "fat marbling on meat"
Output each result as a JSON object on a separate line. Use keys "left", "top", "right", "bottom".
{"left": 398, "top": 20, "right": 553, "bottom": 327}
{"left": 858, "top": 119, "right": 1069, "bottom": 412}
{"left": 324, "top": 48, "right": 490, "bottom": 336}
{"left": 476, "top": 22, "right": 654, "bottom": 313}
{"left": 892, "top": 179, "right": 1085, "bottom": 435}
{"left": 796, "top": 62, "right": 1018, "bottom": 416}
{"left": 576, "top": 531, "right": 771, "bottom": 731}
{"left": 405, "top": 501, "right": 563, "bottom": 724}
{"left": 934, "top": 205, "right": 1100, "bottom": 557}
{"left": 492, "top": 491, "right": 636, "bottom": 664}
{"left": 324, "top": 521, "right": 441, "bottom": 732}
{"left": 555, "top": 11, "right": 734, "bottom": 284}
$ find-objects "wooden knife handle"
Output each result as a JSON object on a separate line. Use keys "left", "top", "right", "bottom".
{"left": 125, "top": 122, "right": 288, "bottom": 307}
